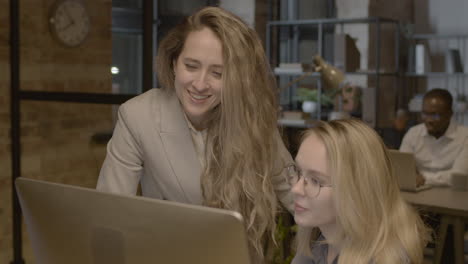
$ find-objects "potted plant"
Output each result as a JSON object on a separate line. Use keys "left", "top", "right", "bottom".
{"left": 295, "top": 87, "right": 333, "bottom": 113}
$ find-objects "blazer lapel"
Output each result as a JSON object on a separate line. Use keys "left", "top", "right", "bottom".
{"left": 158, "top": 91, "right": 202, "bottom": 204}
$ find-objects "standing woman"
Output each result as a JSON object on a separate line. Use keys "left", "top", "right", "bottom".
{"left": 290, "top": 119, "right": 430, "bottom": 264}
{"left": 97, "top": 6, "right": 293, "bottom": 262}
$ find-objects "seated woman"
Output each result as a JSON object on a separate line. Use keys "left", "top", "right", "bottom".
{"left": 289, "top": 119, "right": 430, "bottom": 264}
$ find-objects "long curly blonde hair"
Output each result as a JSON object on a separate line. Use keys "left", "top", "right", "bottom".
{"left": 296, "top": 119, "right": 430, "bottom": 264}
{"left": 156, "top": 7, "right": 285, "bottom": 261}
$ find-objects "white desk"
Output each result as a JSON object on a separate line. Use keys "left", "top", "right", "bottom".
{"left": 402, "top": 187, "right": 468, "bottom": 264}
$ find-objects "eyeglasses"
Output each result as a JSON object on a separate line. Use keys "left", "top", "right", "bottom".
{"left": 420, "top": 112, "right": 442, "bottom": 120}
{"left": 287, "top": 164, "right": 332, "bottom": 198}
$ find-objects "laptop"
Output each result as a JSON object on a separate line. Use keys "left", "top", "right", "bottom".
{"left": 15, "top": 178, "right": 251, "bottom": 264}
{"left": 388, "top": 149, "right": 431, "bottom": 192}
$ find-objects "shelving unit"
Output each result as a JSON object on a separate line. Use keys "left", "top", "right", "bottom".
{"left": 266, "top": 16, "right": 400, "bottom": 127}
{"left": 405, "top": 34, "right": 468, "bottom": 75}
{"left": 405, "top": 73, "right": 468, "bottom": 77}
{"left": 404, "top": 34, "right": 468, "bottom": 124}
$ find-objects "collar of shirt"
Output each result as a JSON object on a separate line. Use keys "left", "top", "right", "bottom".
{"left": 421, "top": 118, "right": 458, "bottom": 140}
{"left": 184, "top": 113, "right": 198, "bottom": 132}
{"left": 311, "top": 235, "right": 339, "bottom": 264}
{"left": 183, "top": 113, "right": 207, "bottom": 167}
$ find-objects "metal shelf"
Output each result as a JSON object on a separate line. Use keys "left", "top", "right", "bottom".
{"left": 409, "top": 34, "right": 468, "bottom": 40}
{"left": 405, "top": 72, "right": 468, "bottom": 77}
{"left": 267, "top": 16, "right": 399, "bottom": 27}
{"left": 274, "top": 71, "right": 399, "bottom": 77}
{"left": 273, "top": 71, "right": 320, "bottom": 77}
{"left": 267, "top": 10, "right": 401, "bottom": 127}
{"left": 347, "top": 71, "right": 399, "bottom": 76}
{"left": 278, "top": 119, "right": 317, "bottom": 128}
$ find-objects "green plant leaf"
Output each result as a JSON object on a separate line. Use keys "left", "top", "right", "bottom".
{"left": 294, "top": 87, "right": 334, "bottom": 105}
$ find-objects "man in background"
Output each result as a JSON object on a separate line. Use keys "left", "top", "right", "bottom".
{"left": 399, "top": 88, "right": 468, "bottom": 186}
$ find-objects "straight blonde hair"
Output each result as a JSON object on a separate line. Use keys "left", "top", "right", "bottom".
{"left": 296, "top": 119, "right": 430, "bottom": 264}
{"left": 156, "top": 7, "right": 286, "bottom": 261}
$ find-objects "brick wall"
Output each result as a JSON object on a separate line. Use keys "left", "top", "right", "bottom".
{"left": 0, "top": 0, "right": 113, "bottom": 263}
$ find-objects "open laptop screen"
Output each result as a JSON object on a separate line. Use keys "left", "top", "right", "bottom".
{"left": 16, "top": 178, "right": 251, "bottom": 264}
{"left": 387, "top": 149, "right": 431, "bottom": 192}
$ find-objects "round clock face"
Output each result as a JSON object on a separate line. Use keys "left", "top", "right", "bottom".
{"left": 49, "top": 0, "right": 91, "bottom": 47}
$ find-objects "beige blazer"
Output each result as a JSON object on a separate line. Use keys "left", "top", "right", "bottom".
{"left": 97, "top": 88, "right": 293, "bottom": 210}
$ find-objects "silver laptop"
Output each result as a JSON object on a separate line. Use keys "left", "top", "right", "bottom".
{"left": 388, "top": 149, "right": 431, "bottom": 192}
{"left": 15, "top": 178, "right": 251, "bottom": 264}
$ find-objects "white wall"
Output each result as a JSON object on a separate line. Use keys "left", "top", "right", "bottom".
{"left": 335, "top": 0, "right": 369, "bottom": 86}
{"left": 219, "top": 0, "right": 255, "bottom": 27}
{"left": 427, "top": 0, "right": 468, "bottom": 34}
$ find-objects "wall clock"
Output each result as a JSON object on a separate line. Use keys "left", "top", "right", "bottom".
{"left": 49, "top": 0, "right": 91, "bottom": 47}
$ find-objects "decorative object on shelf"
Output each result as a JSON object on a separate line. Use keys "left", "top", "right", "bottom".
{"left": 313, "top": 55, "right": 344, "bottom": 91}
{"left": 49, "top": 0, "right": 91, "bottom": 47}
{"left": 333, "top": 33, "right": 361, "bottom": 72}
{"left": 295, "top": 87, "right": 333, "bottom": 106}
{"left": 414, "top": 43, "right": 431, "bottom": 74}
{"left": 312, "top": 55, "right": 361, "bottom": 115}
{"left": 301, "top": 101, "right": 317, "bottom": 114}
{"left": 445, "top": 49, "right": 464, "bottom": 73}
{"left": 277, "top": 55, "right": 364, "bottom": 122}
{"left": 335, "top": 84, "right": 362, "bottom": 113}
{"left": 295, "top": 88, "right": 331, "bottom": 114}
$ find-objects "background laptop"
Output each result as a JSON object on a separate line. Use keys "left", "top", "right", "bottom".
{"left": 15, "top": 178, "right": 251, "bottom": 264}
{"left": 388, "top": 149, "right": 431, "bottom": 192}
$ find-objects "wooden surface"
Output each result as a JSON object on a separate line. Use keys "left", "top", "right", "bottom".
{"left": 401, "top": 187, "right": 468, "bottom": 218}
{"left": 402, "top": 187, "right": 468, "bottom": 264}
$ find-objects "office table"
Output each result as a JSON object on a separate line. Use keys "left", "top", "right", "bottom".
{"left": 401, "top": 187, "right": 468, "bottom": 264}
